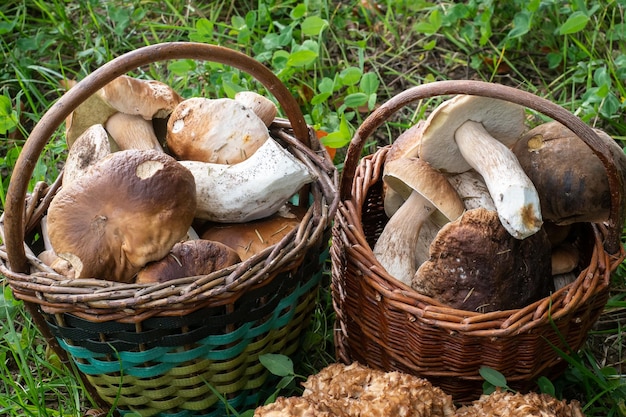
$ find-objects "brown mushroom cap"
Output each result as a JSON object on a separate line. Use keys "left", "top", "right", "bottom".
{"left": 253, "top": 396, "right": 345, "bottom": 417}
{"left": 199, "top": 204, "right": 306, "bottom": 261}
{"left": 413, "top": 207, "right": 553, "bottom": 312}
{"left": 135, "top": 239, "right": 241, "bottom": 284}
{"left": 166, "top": 97, "right": 270, "bottom": 164}
{"left": 512, "top": 120, "right": 624, "bottom": 225}
{"left": 47, "top": 149, "right": 197, "bottom": 283}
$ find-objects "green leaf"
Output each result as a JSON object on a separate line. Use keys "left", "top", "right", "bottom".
{"left": 290, "top": 3, "right": 306, "bottom": 20}
{"left": 259, "top": 354, "right": 294, "bottom": 377}
{"left": 359, "top": 72, "right": 379, "bottom": 95}
{"left": 286, "top": 49, "right": 318, "bottom": 67}
{"left": 339, "top": 67, "right": 362, "bottom": 86}
{"left": 190, "top": 18, "right": 214, "bottom": 43}
{"left": 321, "top": 114, "right": 352, "bottom": 148}
{"left": 508, "top": 11, "right": 532, "bottom": 39}
{"left": 0, "top": 95, "right": 18, "bottom": 135}
{"left": 301, "top": 16, "right": 328, "bottom": 36}
{"left": 479, "top": 366, "right": 509, "bottom": 388}
{"left": 167, "top": 60, "right": 196, "bottom": 76}
{"left": 311, "top": 92, "right": 331, "bottom": 105}
{"left": 557, "top": 11, "right": 589, "bottom": 35}
{"left": 343, "top": 92, "right": 368, "bottom": 108}
{"left": 318, "top": 77, "right": 335, "bottom": 94}
{"left": 537, "top": 376, "right": 555, "bottom": 396}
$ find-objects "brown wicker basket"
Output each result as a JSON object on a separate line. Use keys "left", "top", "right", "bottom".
{"left": 330, "top": 80, "right": 626, "bottom": 403}
{"left": 0, "top": 42, "right": 338, "bottom": 416}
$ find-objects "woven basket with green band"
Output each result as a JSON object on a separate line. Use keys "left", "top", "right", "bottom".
{"left": 0, "top": 42, "right": 338, "bottom": 416}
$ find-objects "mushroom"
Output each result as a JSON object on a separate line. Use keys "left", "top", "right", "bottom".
{"left": 62, "top": 124, "right": 111, "bottom": 186}
{"left": 200, "top": 203, "right": 306, "bottom": 261}
{"left": 104, "top": 112, "right": 163, "bottom": 151}
{"left": 418, "top": 95, "right": 542, "bottom": 239}
{"left": 300, "top": 362, "right": 456, "bottom": 417}
{"left": 455, "top": 389, "right": 584, "bottom": 417}
{"left": 373, "top": 157, "right": 465, "bottom": 286}
{"left": 551, "top": 242, "right": 579, "bottom": 275}
{"left": 135, "top": 239, "right": 241, "bottom": 284}
{"left": 512, "top": 120, "right": 626, "bottom": 225}
{"left": 47, "top": 149, "right": 197, "bottom": 283}
{"left": 253, "top": 396, "right": 344, "bottom": 417}
{"left": 62, "top": 75, "right": 182, "bottom": 148}
{"left": 234, "top": 91, "right": 278, "bottom": 127}
{"left": 180, "top": 137, "right": 315, "bottom": 223}
{"left": 413, "top": 207, "right": 553, "bottom": 312}
{"left": 166, "top": 97, "right": 270, "bottom": 164}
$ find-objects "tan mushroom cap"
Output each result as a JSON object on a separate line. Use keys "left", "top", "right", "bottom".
{"left": 200, "top": 204, "right": 306, "bottom": 261}
{"left": 166, "top": 97, "right": 270, "bottom": 164}
{"left": 47, "top": 149, "right": 197, "bottom": 283}
{"left": 419, "top": 95, "right": 526, "bottom": 174}
{"left": 135, "top": 239, "right": 241, "bottom": 284}
{"left": 234, "top": 91, "right": 278, "bottom": 127}
{"left": 253, "top": 396, "right": 345, "bottom": 417}
{"left": 413, "top": 207, "right": 553, "bottom": 313}
{"left": 383, "top": 157, "right": 465, "bottom": 224}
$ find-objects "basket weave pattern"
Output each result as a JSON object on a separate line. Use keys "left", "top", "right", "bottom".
{"left": 330, "top": 80, "right": 626, "bottom": 403}
{"left": 0, "top": 43, "right": 338, "bottom": 416}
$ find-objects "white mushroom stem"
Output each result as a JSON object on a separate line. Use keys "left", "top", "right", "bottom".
{"left": 373, "top": 191, "right": 434, "bottom": 286}
{"left": 180, "top": 138, "right": 315, "bottom": 223}
{"left": 454, "top": 120, "right": 542, "bottom": 239}
{"left": 105, "top": 112, "right": 163, "bottom": 151}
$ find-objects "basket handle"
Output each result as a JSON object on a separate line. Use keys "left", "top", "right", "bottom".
{"left": 339, "top": 80, "right": 625, "bottom": 254}
{"left": 5, "top": 42, "right": 311, "bottom": 274}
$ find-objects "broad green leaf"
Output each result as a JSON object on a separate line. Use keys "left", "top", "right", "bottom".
{"left": 311, "top": 92, "right": 331, "bottom": 105}
{"left": 190, "top": 18, "right": 213, "bottom": 43}
{"left": 343, "top": 92, "right": 368, "bottom": 108}
{"left": 557, "top": 11, "right": 589, "bottom": 35}
{"left": 290, "top": 3, "right": 306, "bottom": 20}
{"left": 359, "top": 72, "right": 379, "bottom": 95}
{"left": 318, "top": 77, "right": 335, "bottom": 94}
{"left": 339, "top": 67, "right": 362, "bottom": 86}
{"left": 301, "top": 16, "right": 328, "bottom": 36}
{"left": 286, "top": 49, "right": 318, "bottom": 67}
{"left": 537, "top": 376, "right": 555, "bottom": 396}
{"left": 600, "top": 94, "right": 621, "bottom": 118}
{"left": 508, "top": 11, "right": 531, "bottom": 39}
{"left": 167, "top": 60, "right": 196, "bottom": 76}
{"left": 259, "top": 353, "right": 294, "bottom": 377}
{"left": 479, "top": 366, "right": 508, "bottom": 388}
{"left": 0, "top": 95, "right": 18, "bottom": 135}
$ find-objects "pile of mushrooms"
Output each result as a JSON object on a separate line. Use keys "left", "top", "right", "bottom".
{"left": 373, "top": 95, "right": 626, "bottom": 312}
{"left": 39, "top": 75, "right": 315, "bottom": 284}
{"left": 253, "top": 362, "right": 583, "bottom": 417}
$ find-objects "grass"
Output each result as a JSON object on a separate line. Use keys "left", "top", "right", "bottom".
{"left": 1, "top": 0, "right": 625, "bottom": 415}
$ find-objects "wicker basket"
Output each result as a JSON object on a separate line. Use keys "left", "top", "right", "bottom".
{"left": 330, "top": 80, "right": 626, "bottom": 403}
{"left": 0, "top": 42, "right": 338, "bottom": 416}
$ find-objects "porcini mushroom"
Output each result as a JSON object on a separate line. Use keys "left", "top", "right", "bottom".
{"left": 135, "top": 239, "right": 241, "bottom": 284}
{"left": 413, "top": 207, "right": 553, "bottom": 312}
{"left": 512, "top": 120, "right": 626, "bottom": 225}
{"left": 418, "top": 95, "right": 542, "bottom": 239}
{"left": 166, "top": 97, "right": 270, "bottom": 164}
{"left": 47, "top": 149, "right": 197, "bottom": 283}
{"left": 373, "top": 157, "right": 465, "bottom": 286}
{"left": 63, "top": 75, "right": 182, "bottom": 148}
{"left": 234, "top": 91, "right": 278, "bottom": 127}
{"left": 200, "top": 203, "right": 306, "bottom": 260}
{"left": 62, "top": 124, "right": 111, "bottom": 186}
{"left": 180, "top": 137, "right": 315, "bottom": 223}
{"left": 104, "top": 112, "right": 163, "bottom": 151}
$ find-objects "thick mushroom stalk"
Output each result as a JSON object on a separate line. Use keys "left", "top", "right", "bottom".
{"left": 373, "top": 157, "right": 464, "bottom": 285}
{"left": 419, "top": 95, "right": 542, "bottom": 239}
{"left": 180, "top": 138, "right": 315, "bottom": 223}
{"left": 454, "top": 120, "right": 542, "bottom": 238}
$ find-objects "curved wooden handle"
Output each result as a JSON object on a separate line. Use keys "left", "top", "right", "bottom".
{"left": 340, "top": 80, "right": 625, "bottom": 254}
{"left": 5, "top": 42, "right": 309, "bottom": 273}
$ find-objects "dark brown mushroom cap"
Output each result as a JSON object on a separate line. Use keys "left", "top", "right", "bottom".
{"left": 135, "top": 239, "right": 241, "bottom": 284}
{"left": 512, "top": 121, "right": 625, "bottom": 225}
{"left": 413, "top": 208, "right": 553, "bottom": 312}
{"left": 47, "top": 149, "right": 197, "bottom": 283}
